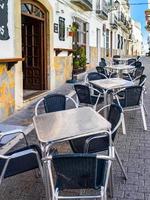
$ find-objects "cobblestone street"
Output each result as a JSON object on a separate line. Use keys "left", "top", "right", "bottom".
{"left": 0, "top": 57, "right": 150, "bottom": 200}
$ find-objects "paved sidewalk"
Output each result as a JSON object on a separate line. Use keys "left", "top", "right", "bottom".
{"left": 1, "top": 57, "right": 150, "bottom": 200}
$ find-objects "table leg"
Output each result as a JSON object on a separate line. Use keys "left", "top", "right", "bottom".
{"left": 104, "top": 91, "right": 108, "bottom": 118}
{"left": 41, "top": 144, "right": 51, "bottom": 200}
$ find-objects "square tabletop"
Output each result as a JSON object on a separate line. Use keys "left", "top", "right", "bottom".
{"left": 106, "top": 64, "right": 134, "bottom": 70}
{"left": 90, "top": 78, "right": 134, "bottom": 90}
{"left": 33, "top": 107, "right": 111, "bottom": 144}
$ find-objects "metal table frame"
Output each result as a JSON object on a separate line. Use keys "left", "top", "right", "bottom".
{"left": 90, "top": 78, "right": 134, "bottom": 135}
{"left": 106, "top": 64, "right": 135, "bottom": 78}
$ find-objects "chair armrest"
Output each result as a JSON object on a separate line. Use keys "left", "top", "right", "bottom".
{"left": 0, "top": 129, "right": 28, "bottom": 146}
{"left": 66, "top": 96, "right": 78, "bottom": 108}
{"left": 113, "top": 88, "right": 126, "bottom": 96}
{"left": 9, "top": 149, "right": 39, "bottom": 159}
{"left": 97, "top": 148, "right": 115, "bottom": 161}
{"left": 89, "top": 86, "right": 103, "bottom": 95}
{"left": 84, "top": 130, "right": 114, "bottom": 158}
{"left": 34, "top": 98, "right": 44, "bottom": 116}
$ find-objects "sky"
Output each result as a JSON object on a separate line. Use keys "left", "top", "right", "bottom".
{"left": 129, "top": 0, "right": 148, "bottom": 50}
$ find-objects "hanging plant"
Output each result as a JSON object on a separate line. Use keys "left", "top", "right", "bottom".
{"left": 68, "top": 22, "right": 78, "bottom": 37}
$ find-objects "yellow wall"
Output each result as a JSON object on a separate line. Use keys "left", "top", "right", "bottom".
{"left": 54, "top": 56, "right": 73, "bottom": 87}
{"left": 89, "top": 47, "right": 98, "bottom": 69}
{"left": 0, "top": 64, "right": 15, "bottom": 121}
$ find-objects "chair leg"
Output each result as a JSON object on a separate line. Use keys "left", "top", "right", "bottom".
{"left": 115, "top": 148, "right": 127, "bottom": 180}
{"left": 122, "top": 114, "right": 126, "bottom": 135}
{"left": 143, "top": 104, "right": 148, "bottom": 116}
{"left": 141, "top": 105, "right": 147, "bottom": 131}
{"left": 108, "top": 167, "right": 113, "bottom": 198}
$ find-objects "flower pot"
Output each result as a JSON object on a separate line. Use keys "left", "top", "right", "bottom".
{"left": 68, "top": 31, "right": 75, "bottom": 37}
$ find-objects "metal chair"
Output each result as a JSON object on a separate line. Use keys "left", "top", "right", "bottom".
{"left": 74, "top": 84, "right": 103, "bottom": 110}
{"left": 113, "top": 55, "right": 120, "bottom": 65}
{"left": 35, "top": 94, "right": 77, "bottom": 116}
{"left": 69, "top": 104, "right": 127, "bottom": 198}
{"left": 135, "top": 61, "right": 142, "bottom": 68}
{"left": 133, "top": 74, "right": 147, "bottom": 87}
{"left": 85, "top": 72, "right": 107, "bottom": 95}
{"left": 127, "top": 58, "right": 136, "bottom": 66}
{"left": 85, "top": 72, "right": 107, "bottom": 83}
{"left": 99, "top": 58, "right": 107, "bottom": 67}
{"left": 43, "top": 153, "right": 112, "bottom": 200}
{"left": 0, "top": 130, "right": 43, "bottom": 185}
{"left": 69, "top": 104, "right": 127, "bottom": 179}
{"left": 113, "top": 85, "right": 147, "bottom": 131}
{"left": 123, "top": 66, "right": 145, "bottom": 81}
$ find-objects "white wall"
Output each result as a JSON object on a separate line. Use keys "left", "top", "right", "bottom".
{"left": 0, "top": 0, "right": 14, "bottom": 58}
{"left": 50, "top": 0, "right": 105, "bottom": 52}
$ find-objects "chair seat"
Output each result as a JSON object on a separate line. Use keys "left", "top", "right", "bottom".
{"left": 0, "top": 145, "right": 41, "bottom": 178}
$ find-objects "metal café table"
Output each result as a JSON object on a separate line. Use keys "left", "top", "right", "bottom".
{"left": 90, "top": 78, "right": 134, "bottom": 134}
{"left": 33, "top": 107, "right": 111, "bottom": 200}
{"left": 106, "top": 64, "right": 135, "bottom": 78}
{"left": 113, "top": 57, "right": 131, "bottom": 64}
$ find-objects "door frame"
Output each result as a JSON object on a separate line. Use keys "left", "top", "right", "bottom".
{"left": 21, "top": 0, "right": 48, "bottom": 90}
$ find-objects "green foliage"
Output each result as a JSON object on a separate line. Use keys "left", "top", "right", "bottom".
{"left": 73, "top": 47, "right": 86, "bottom": 71}
{"left": 70, "top": 22, "right": 78, "bottom": 32}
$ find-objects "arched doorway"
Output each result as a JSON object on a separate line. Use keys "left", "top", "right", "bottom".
{"left": 21, "top": 1, "right": 47, "bottom": 91}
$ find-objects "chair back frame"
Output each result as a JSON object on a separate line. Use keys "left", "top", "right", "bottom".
{"left": 35, "top": 95, "right": 77, "bottom": 116}
{"left": 43, "top": 154, "right": 112, "bottom": 200}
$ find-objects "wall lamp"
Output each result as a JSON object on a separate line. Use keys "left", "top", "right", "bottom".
{"left": 108, "top": 0, "right": 120, "bottom": 12}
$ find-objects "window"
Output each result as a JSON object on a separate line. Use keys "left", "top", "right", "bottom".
{"left": 96, "top": 0, "right": 100, "bottom": 11}
{"left": 73, "top": 20, "right": 87, "bottom": 48}
{"left": 117, "top": 34, "right": 120, "bottom": 49}
{"left": 106, "top": 29, "right": 109, "bottom": 56}
{"left": 121, "top": 36, "right": 123, "bottom": 49}
{"left": 21, "top": 3, "right": 45, "bottom": 19}
{"left": 59, "top": 17, "right": 65, "bottom": 41}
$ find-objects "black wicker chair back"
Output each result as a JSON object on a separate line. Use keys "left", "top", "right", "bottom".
{"left": 74, "top": 84, "right": 92, "bottom": 105}
{"left": 0, "top": 145, "right": 42, "bottom": 179}
{"left": 139, "top": 74, "right": 146, "bottom": 86}
{"left": 52, "top": 154, "right": 108, "bottom": 190}
{"left": 115, "top": 86, "right": 142, "bottom": 108}
{"left": 44, "top": 94, "right": 66, "bottom": 113}
{"left": 134, "top": 67, "right": 144, "bottom": 78}
{"left": 127, "top": 58, "right": 136, "bottom": 66}
{"left": 135, "top": 61, "right": 142, "bottom": 68}
{"left": 87, "top": 72, "right": 106, "bottom": 81}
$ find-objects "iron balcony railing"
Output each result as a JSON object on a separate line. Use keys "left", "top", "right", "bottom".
{"left": 71, "top": 0, "right": 93, "bottom": 11}
{"left": 110, "top": 14, "right": 118, "bottom": 29}
{"left": 117, "top": 11, "right": 130, "bottom": 32}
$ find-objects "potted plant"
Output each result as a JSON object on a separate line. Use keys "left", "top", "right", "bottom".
{"left": 66, "top": 46, "right": 86, "bottom": 83}
{"left": 73, "top": 47, "right": 86, "bottom": 74}
{"left": 68, "top": 22, "right": 78, "bottom": 37}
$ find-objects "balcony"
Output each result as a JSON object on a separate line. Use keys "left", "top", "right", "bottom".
{"left": 117, "top": 11, "right": 130, "bottom": 33}
{"left": 110, "top": 14, "right": 118, "bottom": 29}
{"left": 118, "top": 11, "right": 125, "bottom": 25}
{"left": 96, "top": 0, "right": 108, "bottom": 20}
{"left": 71, "top": 0, "right": 92, "bottom": 11}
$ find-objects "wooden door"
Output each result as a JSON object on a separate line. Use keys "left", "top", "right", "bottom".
{"left": 22, "top": 16, "right": 44, "bottom": 90}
